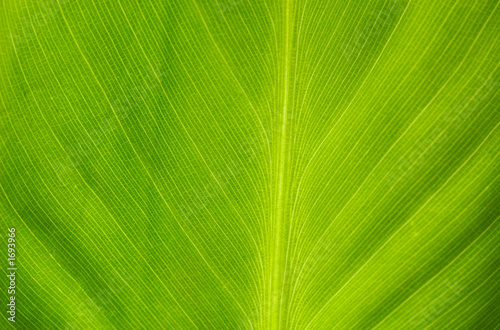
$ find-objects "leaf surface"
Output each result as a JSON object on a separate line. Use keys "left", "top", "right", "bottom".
{"left": 1, "top": 0, "right": 499, "bottom": 329}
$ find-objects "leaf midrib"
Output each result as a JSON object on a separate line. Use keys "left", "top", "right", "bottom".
{"left": 269, "top": 0, "right": 294, "bottom": 329}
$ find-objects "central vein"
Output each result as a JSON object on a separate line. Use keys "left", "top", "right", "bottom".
{"left": 268, "top": 0, "right": 294, "bottom": 328}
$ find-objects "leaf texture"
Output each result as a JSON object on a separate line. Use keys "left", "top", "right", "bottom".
{"left": 1, "top": 0, "right": 499, "bottom": 329}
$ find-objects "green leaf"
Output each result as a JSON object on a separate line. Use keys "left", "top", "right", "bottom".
{"left": 1, "top": 0, "right": 499, "bottom": 328}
